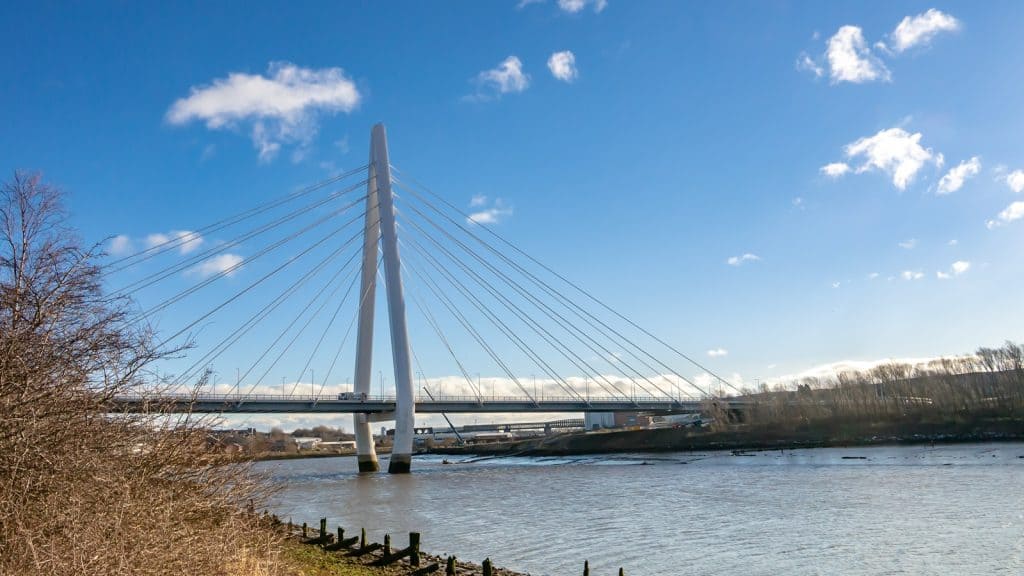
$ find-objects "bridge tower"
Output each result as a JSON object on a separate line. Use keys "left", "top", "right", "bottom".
{"left": 352, "top": 124, "right": 416, "bottom": 473}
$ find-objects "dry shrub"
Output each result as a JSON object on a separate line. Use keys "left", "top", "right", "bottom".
{"left": 0, "top": 172, "right": 287, "bottom": 575}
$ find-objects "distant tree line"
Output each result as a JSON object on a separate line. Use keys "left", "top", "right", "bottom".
{"left": 704, "top": 342, "right": 1024, "bottom": 434}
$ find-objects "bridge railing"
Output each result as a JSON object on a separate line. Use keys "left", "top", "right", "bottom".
{"left": 113, "top": 392, "right": 708, "bottom": 404}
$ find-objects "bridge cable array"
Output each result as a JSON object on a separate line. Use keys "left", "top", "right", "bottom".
{"left": 105, "top": 162, "right": 738, "bottom": 402}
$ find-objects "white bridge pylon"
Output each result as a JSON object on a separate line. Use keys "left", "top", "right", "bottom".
{"left": 352, "top": 124, "right": 416, "bottom": 473}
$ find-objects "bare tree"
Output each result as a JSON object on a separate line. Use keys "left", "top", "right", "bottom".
{"left": 0, "top": 172, "right": 285, "bottom": 575}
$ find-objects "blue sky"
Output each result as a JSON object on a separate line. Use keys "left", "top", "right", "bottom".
{"left": 3, "top": 2, "right": 1023, "bottom": 428}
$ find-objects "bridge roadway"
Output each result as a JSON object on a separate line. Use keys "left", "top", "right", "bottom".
{"left": 110, "top": 393, "right": 743, "bottom": 414}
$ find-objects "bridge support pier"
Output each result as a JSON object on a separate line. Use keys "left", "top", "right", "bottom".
{"left": 351, "top": 123, "right": 416, "bottom": 474}
{"left": 354, "top": 415, "right": 379, "bottom": 472}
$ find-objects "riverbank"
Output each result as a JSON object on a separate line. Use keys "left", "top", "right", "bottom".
{"left": 253, "top": 447, "right": 390, "bottom": 462}
{"left": 428, "top": 417, "right": 1024, "bottom": 457}
{"left": 278, "top": 520, "right": 528, "bottom": 576}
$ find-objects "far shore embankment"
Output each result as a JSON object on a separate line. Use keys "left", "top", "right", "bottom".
{"left": 427, "top": 417, "right": 1024, "bottom": 457}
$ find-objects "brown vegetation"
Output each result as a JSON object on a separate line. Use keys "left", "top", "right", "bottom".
{"left": 0, "top": 172, "right": 286, "bottom": 575}
{"left": 703, "top": 343, "right": 1024, "bottom": 437}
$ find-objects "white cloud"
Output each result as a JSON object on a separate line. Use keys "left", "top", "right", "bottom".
{"left": 764, "top": 354, "right": 963, "bottom": 388}
{"left": 820, "top": 162, "right": 851, "bottom": 178}
{"left": 727, "top": 253, "right": 760, "bottom": 266}
{"left": 826, "top": 26, "right": 890, "bottom": 84}
{"left": 898, "top": 238, "right": 917, "bottom": 249}
{"left": 191, "top": 254, "right": 244, "bottom": 278}
{"left": 838, "top": 127, "right": 939, "bottom": 190}
{"left": 166, "top": 62, "right": 360, "bottom": 162}
{"left": 901, "top": 270, "right": 924, "bottom": 281}
{"left": 557, "top": 0, "right": 607, "bottom": 14}
{"left": 948, "top": 239, "right": 958, "bottom": 246}
{"left": 796, "top": 52, "right": 824, "bottom": 77}
{"left": 145, "top": 230, "right": 204, "bottom": 255}
{"left": 470, "top": 56, "right": 529, "bottom": 101}
{"left": 467, "top": 207, "right": 513, "bottom": 225}
{"left": 547, "top": 50, "right": 578, "bottom": 82}
{"left": 986, "top": 201, "right": 1024, "bottom": 229}
{"left": 831, "top": 281, "right": 842, "bottom": 289}
{"left": 707, "top": 348, "right": 728, "bottom": 358}
{"left": 466, "top": 197, "right": 512, "bottom": 225}
{"left": 109, "top": 234, "right": 132, "bottom": 256}
{"left": 867, "top": 272, "right": 880, "bottom": 280}
{"left": 937, "top": 260, "right": 971, "bottom": 280}
{"left": 936, "top": 156, "right": 981, "bottom": 195}
{"left": 891, "top": 9, "right": 960, "bottom": 53}
{"left": 1005, "top": 170, "right": 1024, "bottom": 193}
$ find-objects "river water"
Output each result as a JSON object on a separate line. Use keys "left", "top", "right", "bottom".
{"left": 256, "top": 443, "right": 1024, "bottom": 575}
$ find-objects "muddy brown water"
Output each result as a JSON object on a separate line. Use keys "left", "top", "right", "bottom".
{"left": 256, "top": 443, "right": 1024, "bottom": 575}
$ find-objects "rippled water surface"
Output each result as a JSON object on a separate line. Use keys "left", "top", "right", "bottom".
{"left": 256, "top": 443, "right": 1024, "bottom": 575}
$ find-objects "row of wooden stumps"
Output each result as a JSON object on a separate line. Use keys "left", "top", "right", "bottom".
{"left": 287, "top": 517, "right": 627, "bottom": 575}
{"left": 289, "top": 517, "right": 438, "bottom": 575}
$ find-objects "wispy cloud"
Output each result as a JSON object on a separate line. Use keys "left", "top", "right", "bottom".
{"left": 796, "top": 52, "right": 824, "bottom": 77}
{"left": 889, "top": 9, "right": 960, "bottom": 53}
{"left": 986, "top": 201, "right": 1024, "bottom": 229}
{"left": 145, "top": 230, "right": 204, "bottom": 255}
{"left": 466, "top": 197, "right": 513, "bottom": 225}
{"left": 166, "top": 62, "right": 360, "bottom": 162}
{"left": 937, "top": 156, "right": 981, "bottom": 195}
{"left": 727, "top": 253, "right": 761, "bottom": 266}
{"left": 828, "top": 127, "right": 940, "bottom": 190}
{"left": 898, "top": 238, "right": 917, "bottom": 249}
{"left": 901, "top": 270, "right": 924, "bottom": 281}
{"left": 707, "top": 348, "right": 728, "bottom": 358}
{"left": 468, "top": 56, "right": 529, "bottom": 101}
{"left": 191, "top": 253, "right": 244, "bottom": 278}
{"left": 108, "top": 234, "right": 132, "bottom": 256}
{"left": 820, "top": 162, "right": 851, "bottom": 178}
{"left": 557, "top": 0, "right": 607, "bottom": 14}
{"left": 516, "top": 0, "right": 545, "bottom": 9}
{"left": 547, "top": 50, "right": 578, "bottom": 82}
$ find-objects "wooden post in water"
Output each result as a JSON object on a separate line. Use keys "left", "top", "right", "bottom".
{"left": 320, "top": 518, "right": 327, "bottom": 540}
{"left": 583, "top": 559, "right": 590, "bottom": 576}
{"left": 302, "top": 522, "right": 308, "bottom": 538}
{"left": 361, "top": 527, "right": 367, "bottom": 549}
{"left": 618, "top": 569, "right": 624, "bottom": 576}
{"left": 482, "top": 557, "right": 493, "bottom": 576}
{"left": 446, "top": 556, "right": 456, "bottom": 575}
{"left": 409, "top": 532, "right": 421, "bottom": 567}
{"left": 338, "top": 526, "right": 345, "bottom": 542}
{"left": 383, "top": 533, "right": 391, "bottom": 556}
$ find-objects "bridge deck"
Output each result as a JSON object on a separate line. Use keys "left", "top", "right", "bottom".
{"left": 111, "top": 394, "right": 740, "bottom": 414}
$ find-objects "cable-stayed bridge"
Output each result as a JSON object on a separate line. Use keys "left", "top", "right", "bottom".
{"left": 108, "top": 124, "right": 740, "bottom": 473}
{"left": 112, "top": 393, "right": 748, "bottom": 414}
